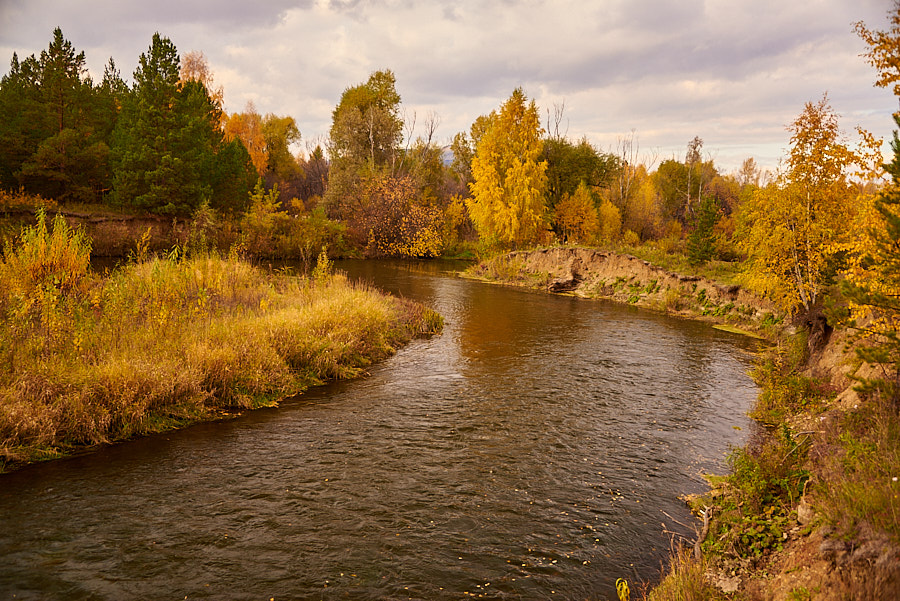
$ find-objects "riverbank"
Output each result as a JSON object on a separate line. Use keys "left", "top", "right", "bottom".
{"left": 0, "top": 216, "right": 442, "bottom": 472}
{"left": 465, "top": 246, "right": 900, "bottom": 600}
{"left": 462, "top": 247, "right": 779, "bottom": 335}
{"left": 664, "top": 323, "right": 900, "bottom": 601}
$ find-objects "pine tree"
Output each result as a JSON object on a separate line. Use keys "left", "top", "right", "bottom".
{"left": 110, "top": 33, "right": 252, "bottom": 215}
{"left": 687, "top": 195, "right": 719, "bottom": 265}
{"left": 0, "top": 28, "right": 111, "bottom": 201}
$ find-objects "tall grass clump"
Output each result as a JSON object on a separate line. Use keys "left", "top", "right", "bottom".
{"left": 0, "top": 213, "right": 441, "bottom": 471}
{"left": 641, "top": 545, "right": 728, "bottom": 601}
{"left": 812, "top": 388, "right": 900, "bottom": 544}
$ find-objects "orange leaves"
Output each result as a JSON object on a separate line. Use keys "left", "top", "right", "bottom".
{"left": 224, "top": 103, "right": 267, "bottom": 176}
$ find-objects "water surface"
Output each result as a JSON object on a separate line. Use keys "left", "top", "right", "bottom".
{"left": 0, "top": 259, "right": 758, "bottom": 600}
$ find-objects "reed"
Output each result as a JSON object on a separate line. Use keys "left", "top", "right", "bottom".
{"left": 0, "top": 215, "right": 442, "bottom": 471}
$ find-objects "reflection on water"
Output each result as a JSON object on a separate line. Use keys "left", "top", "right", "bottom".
{"left": 0, "top": 259, "right": 758, "bottom": 600}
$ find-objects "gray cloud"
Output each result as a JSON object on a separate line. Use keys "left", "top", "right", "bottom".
{"left": 0, "top": 0, "right": 894, "bottom": 171}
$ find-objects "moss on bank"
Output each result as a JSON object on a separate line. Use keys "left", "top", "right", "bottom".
{"left": 0, "top": 214, "right": 442, "bottom": 472}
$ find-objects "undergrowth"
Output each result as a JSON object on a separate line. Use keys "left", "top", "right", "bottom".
{"left": 812, "top": 384, "right": 900, "bottom": 544}
{"left": 694, "top": 334, "right": 817, "bottom": 565}
{"left": 641, "top": 545, "right": 728, "bottom": 601}
{"left": 750, "top": 332, "right": 833, "bottom": 426}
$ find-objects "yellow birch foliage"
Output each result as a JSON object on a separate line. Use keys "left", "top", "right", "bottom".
{"left": 467, "top": 88, "right": 548, "bottom": 249}
{"left": 855, "top": 8, "right": 900, "bottom": 106}
{"left": 554, "top": 182, "right": 599, "bottom": 244}
{"left": 623, "top": 167, "right": 664, "bottom": 240}
{"left": 739, "top": 96, "right": 863, "bottom": 314}
{"left": 597, "top": 198, "right": 622, "bottom": 243}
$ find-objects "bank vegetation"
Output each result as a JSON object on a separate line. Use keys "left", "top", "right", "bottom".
{"left": 0, "top": 212, "right": 442, "bottom": 472}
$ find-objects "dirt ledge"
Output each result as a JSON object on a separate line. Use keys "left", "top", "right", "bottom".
{"left": 464, "top": 247, "right": 779, "bottom": 334}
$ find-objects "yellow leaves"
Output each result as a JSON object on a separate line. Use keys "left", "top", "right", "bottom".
{"left": 353, "top": 173, "right": 443, "bottom": 258}
{"left": 855, "top": 9, "right": 900, "bottom": 101}
{"left": 467, "top": 88, "right": 548, "bottom": 249}
{"left": 554, "top": 182, "right": 599, "bottom": 244}
{"left": 739, "top": 98, "right": 875, "bottom": 314}
{"left": 597, "top": 198, "right": 622, "bottom": 243}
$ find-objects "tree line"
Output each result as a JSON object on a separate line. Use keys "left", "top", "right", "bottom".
{"left": 1, "top": 25, "right": 898, "bottom": 340}
{"left": 0, "top": 28, "right": 774, "bottom": 259}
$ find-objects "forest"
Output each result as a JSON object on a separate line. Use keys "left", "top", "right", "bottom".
{"left": 0, "top": 27, "right": 881, "bottom": 279}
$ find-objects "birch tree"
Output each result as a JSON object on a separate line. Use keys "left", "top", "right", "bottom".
{"left": 467, "top": 88, "right": 548, "bottom": 249}
{"left": 740, "top": 96, "right": 860, "bottom": 314}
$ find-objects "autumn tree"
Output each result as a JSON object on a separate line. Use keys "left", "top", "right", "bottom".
{"left": 449, "top": 113, "right": 496, "bottom": 196}
{"left": 325, "top": 69, "right": 403, "bottom": 218}
{"left": 620, "top": 164, "right": 664, "bottom": 240}
{"left": 352, "top": 173, "right": 443, "bottom": 258}
{"left": 542, "top": 136, "right": 618, "bottom": 210}
{"left": 841, "top": 3, "right": 900, "bottom": 394}
{"left": 654, "top": 137, "right": 718, "bottom": 225}
{"left": 739, "top": 96, "right": 863, "bottom": 316}
{"left": 467, "top": 88, "right": 548, "bottom": 249}
{"left": 297, "top": 143, "right": 329, "bottom": 206}
{"left": 554, "top": 181, "right": 600, "bottom": 244}
{"left": 224, "top": 102, "right": 267, "bottom": 175}
{"left": 855, "top": 3, "right": 900, "bottom": 111}
{"left": 597, "top": 197, "right": 622, "bottom": 243}
{"left": 179, "top": 50, "right": 224, "bottom": 116}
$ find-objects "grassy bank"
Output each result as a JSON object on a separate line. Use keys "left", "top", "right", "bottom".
{"left": 0, "top": 213, "right": 442, "bottom": 472}
{"left": 642, "top": 334, "right": 900, "bottom": 600}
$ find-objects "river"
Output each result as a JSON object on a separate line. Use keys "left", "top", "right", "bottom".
{"left": 0, "top": 259, "right": 758, "bottom": 600}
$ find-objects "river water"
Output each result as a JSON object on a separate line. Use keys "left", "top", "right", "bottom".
{"left": 0, "top": 259, "right": 758, "bottom": 600}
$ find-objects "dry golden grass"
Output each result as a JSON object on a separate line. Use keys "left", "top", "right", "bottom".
{"left": 0, "top": 219, "right": 441, "bottom": 470}
{"left": 642, "top": 545, "right": 728, "bottom": 601}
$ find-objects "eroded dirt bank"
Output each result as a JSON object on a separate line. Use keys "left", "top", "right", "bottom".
{"left": 465, "top": 247, "right": 777, "bottom": 330}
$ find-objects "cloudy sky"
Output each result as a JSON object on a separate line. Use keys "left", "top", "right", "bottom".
{"left": 1, "top": 0, "right": 896, "bottom": 172}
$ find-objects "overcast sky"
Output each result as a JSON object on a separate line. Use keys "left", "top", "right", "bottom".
{"left": 1, "top": 0, "right": 897, "bottom": 173}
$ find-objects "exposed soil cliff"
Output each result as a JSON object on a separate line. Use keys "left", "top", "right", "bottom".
{"left": 1, "top": 207, "right": 187, "bottom": 257}
{"left": 465, "top": 247, "right": 778, "bottom": 331}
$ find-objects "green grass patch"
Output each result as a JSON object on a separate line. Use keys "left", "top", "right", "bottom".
{"left": 610, "top": 241, "right": 745, "bottom": 286}
{"left": 712, "top": 324, "right": 764, "bottom": 339}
